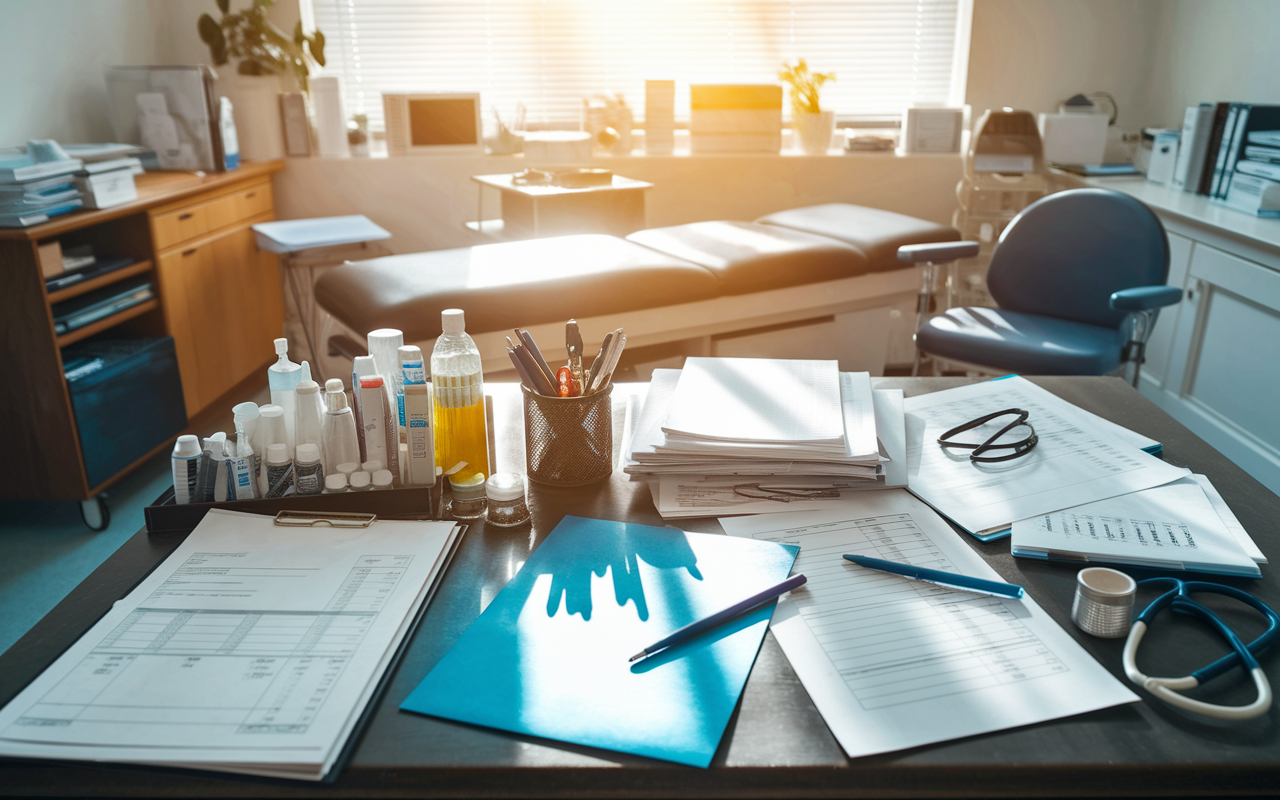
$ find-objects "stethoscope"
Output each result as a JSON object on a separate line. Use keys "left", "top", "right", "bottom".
{"left": 1122, "top": 578, "right": 1279, "bottom": 721}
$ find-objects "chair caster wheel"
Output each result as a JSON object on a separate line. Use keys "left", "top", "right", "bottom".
{"left": 79, "top": 496, "right": 110, "bottom": 531}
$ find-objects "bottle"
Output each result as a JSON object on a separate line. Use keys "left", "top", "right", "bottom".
{"left": 485, "top": 472, "right": 530, "bottom": 527}
{"left": 349, "top": 470, "right": 373, "bottom": 491}
{"left": 263, "top": 442, "right": 294, "bottom": 498}
{"left": 430, "top": 309, "right": 490, "bottom": 483}
{"left": 447, "top": 474, "right": 487, "bottom": 520}
{"left": 256, "top": 405, "right": 288, "bottom": 495}
{"left": 295, "top": 380, "right": 325, "bottom": 461}
{"left": 372, "top": 469, "right": 394, "bottom": 490}
{"left": 321, "top": 379, "right": 361, "bottom": 475}
{"left": 171, "top": 435, "right": 201, "bottom": 505}
{"left": 294, "top": 443, "right": 324, "bottom": 496}
{"left": 268, "top": 338, "right": 303, "bottom": 452}
{"left": 227, "top": 418, "right": 260, "bottom": 500}
{"left": 367, "top": 328, "right": 405, "bottom": 427}
{"left": 324, "top": 473, "right": 348, "bottom": 494}
{"left": 232, "top": 402, "right": 262, "bottom": 494}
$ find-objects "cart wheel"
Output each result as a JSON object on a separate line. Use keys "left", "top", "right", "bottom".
{"left": 79, "top": 495, "right": 110, "bottom": 531}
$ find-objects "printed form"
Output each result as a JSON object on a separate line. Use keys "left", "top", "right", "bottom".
{"left": 904, "top": 377, "right": 1186, "bottom": 538}
{"left": 0, "top": 509, "right": 461, "bottom": 780}
{"left": 721, "top": 491, "right": 1137, "bottom": 758}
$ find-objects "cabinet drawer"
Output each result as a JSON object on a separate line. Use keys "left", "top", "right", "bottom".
{"left": 152, "top": 179, "right": 274, "bottom": 251}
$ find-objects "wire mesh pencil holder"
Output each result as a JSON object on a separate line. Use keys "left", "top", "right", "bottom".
{"left": 522, "top": 384, "right": 613, "bottom": 486}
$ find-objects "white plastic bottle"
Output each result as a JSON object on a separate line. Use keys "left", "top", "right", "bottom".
{"left": 295, "top": 379, "right": 325, "bottom": 463}
{"left": 171, "top": 435, "right": 202, "bottom": 504}
{"left": 430, "top": 309, "right": 490, "bottom": 483}
{"left": 320, "top": 379, "right": 361, "bottom": 475}
{"left": 268, "top": 338, "right": 303, "bottom": 452}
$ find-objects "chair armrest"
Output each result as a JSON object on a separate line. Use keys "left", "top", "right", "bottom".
{"left": 1109, "top": 285, "right": 1183, "bottom": 311}
{"left": 896, "top": 241, "right": 981, "bottom": 264}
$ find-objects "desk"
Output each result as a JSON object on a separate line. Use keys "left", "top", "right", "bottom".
{"left": 2, "top": 376, "right": 1277, "bottom": 797}
{"left": 467, "top": 172, "right": 652, "bottom": 240}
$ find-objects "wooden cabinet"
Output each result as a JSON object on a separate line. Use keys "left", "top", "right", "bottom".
{"left": 150, "top": 177, "right": 284, "bottom": 415}
{"left": 0, "top": 161, "right": 285, "bottom": 503}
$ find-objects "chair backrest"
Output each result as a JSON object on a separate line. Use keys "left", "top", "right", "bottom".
{"left": 987, "top": 188, "right": 1170, "bottom": 330}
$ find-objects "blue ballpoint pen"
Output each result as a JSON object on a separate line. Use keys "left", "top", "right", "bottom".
{"left": 842, "top": 553, "right": 1024, "bottom": 599}
{"left": 628, "top": 573, "right": 807, "bottom": 662}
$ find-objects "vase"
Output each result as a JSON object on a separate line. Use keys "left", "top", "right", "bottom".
{"left": 217, "top": 72, "right": 287, "bottom": 161}
{"left": 793, "top": 111, "right": 836, "bottom": 155}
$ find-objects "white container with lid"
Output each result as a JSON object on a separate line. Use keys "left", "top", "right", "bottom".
{"left": 485, "top": 472, "right": 530, "bottom": 527}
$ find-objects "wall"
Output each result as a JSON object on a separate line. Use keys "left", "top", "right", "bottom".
{"left": 0, "top": 0, "right": 163, "bottom": 145}
{"left": 1143, "top": 0, "right": 1280, "bottom": 128}
{"left": 965, "top": 0, "right": 1160, "bottom": 128}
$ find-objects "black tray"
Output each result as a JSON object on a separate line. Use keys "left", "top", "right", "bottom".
{"left": 144, "top": 481, "right": 439, "bottom": 534}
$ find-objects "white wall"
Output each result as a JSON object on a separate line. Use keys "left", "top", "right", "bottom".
{"left": 1143, "top": 0, "right": 1280, "bottom": 128}
{"left": 0, "top": 0, "right": 163, "bottom": 145}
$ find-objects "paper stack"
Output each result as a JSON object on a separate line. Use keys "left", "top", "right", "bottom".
{"left": 65, "top": 144, "right": 144, "bottom": 210}
{"left": 0, "top": 142, "right": 83, "bottom": 227}
{"left": 625, "top": 358, "right": 906, "bottom": 518}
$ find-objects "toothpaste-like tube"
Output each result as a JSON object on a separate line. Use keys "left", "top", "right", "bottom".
{"left": 359, "top": 375, "right": 400, "bottom": 486}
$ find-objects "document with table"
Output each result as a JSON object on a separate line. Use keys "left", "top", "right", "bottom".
{"left": 721, "top": 491, "right": 1138, "bottom": 759}
{"left": 904, "top": 376, "right": 1187, "bottom": 540}
{"left": 0, "top": 510, "right": 462, "bottom": 780}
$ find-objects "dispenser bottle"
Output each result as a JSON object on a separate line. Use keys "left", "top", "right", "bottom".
{"left": 430, "top": 309, "right": 490, "bottom": 483}
{"left": 295, "top": 379, "right": 325, "bottom": 463}
{"left": 320, "top": 379, "right": 361, "bottom": 475}
{"left": 268, "top": 338, "right": 303, "bottom": 451}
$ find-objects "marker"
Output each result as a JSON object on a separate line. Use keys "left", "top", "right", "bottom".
{"left": 842, "top": 553, "right": 1024, "bottom": 600}
{"left": 628, "top": 573, "right": 807, "bottom": 662}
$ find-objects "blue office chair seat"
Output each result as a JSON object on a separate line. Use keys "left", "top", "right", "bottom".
{"left": 917, "top": 307, "right": 1127, "bottom": 375}
{"left": 902, "top": 188, "right": 1182, "bottom": 384}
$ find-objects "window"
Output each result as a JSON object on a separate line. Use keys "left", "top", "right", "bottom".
{"left": 307, "top": 0, "right": 969, "bottom": 132}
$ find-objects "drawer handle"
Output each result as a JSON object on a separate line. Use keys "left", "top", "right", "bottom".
{"left": 245, "top": 191, "right": 257, "bottom": 198}
{"left": 182, "top": 248, "right": 197, "bottom": 257}
{"left": 179, "top": 212, "right": 195, "bottom": 221}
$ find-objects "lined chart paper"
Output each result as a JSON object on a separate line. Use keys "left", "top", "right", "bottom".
{"left": 721, "top": 491, "right": 1136, "bottom": 757}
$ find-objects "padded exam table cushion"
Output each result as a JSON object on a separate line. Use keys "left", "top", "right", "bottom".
{"left": 626, "top": 221, "right": 869, "bottom": 295}
{"left": 756, "top": 203, "right": 960, "bottom": 271}
{"left": 314, "top": 234, "right": 720, "bottom": 341}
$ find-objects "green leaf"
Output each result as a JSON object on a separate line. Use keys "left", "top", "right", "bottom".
{"left": 293, "top": 19, "right": 304, "bottom": 45}
{"left": 197, "top": 13, "right": 221, "bottom": 45}
{"left": 216, "top": 0, "right": 229, "bottom": 13}
{"left": 311, "top": 31, "right": 326, "bottom": 66}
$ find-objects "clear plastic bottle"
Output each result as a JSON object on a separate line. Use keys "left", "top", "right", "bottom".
{"left": 268, "top": 338, "right": 303, "bottom": 452}
{"left": 321, "top": 379, "right": 361, "bottom": 475}
{"left": 430, "top": 309, "right": 490, "bottom": 484}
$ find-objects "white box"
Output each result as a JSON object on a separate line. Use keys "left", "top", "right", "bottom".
{"left": 1146, "top": 132, "right": 1180, "bottom": 185}
{"left": 901, "top": 107, "right": 963, "bottom": 153}
{"left": 1038, "top": 112, "right": 1108, "bottom": 165}
{"left": 73, "top": 168, "right": 137, "bottom": 209}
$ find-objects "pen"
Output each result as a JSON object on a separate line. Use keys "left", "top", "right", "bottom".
{"left": 842, "top": 554, "right": 1024, "bottom": 599}
{"left": 516, "top": 328, "right": 557, "bottom": 389}
{"left": 628, "top": 573, "right": 806, "bottom": 662}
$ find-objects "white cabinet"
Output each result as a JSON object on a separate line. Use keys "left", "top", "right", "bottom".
{"left": 1087, "top": 178, "right": 1280, "bottom": 495}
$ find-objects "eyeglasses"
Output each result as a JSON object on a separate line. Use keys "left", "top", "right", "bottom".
{"left": 938, "top": 408, "right": 1038, "bottom": 463}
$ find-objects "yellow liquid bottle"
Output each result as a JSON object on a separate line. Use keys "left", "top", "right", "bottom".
{"left": 431, "top": 310, "right": 491, "bottom": 483}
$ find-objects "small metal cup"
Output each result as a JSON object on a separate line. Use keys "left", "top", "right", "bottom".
{"left": 1071, "top": 567, "right": 1137, "bottom": 638}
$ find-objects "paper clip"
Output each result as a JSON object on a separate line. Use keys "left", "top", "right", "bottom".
{"left": 273, "top": 510, "right": 377, "bottom": 528}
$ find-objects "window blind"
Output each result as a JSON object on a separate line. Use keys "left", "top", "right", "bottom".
{"left": 307, "top": 0, "right": 966, "bottom": 132}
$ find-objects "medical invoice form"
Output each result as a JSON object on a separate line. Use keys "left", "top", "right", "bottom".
{"left": 903, "top": 377, "right": 1186, "bottom": 540}
{"left": 0, "top": 509, "right": 461, "bottom": 780}
{"left": 721, "top": 491, "right": 1137, "bottom": 759}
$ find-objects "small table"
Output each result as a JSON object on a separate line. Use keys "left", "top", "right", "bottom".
{"left": 467, "top": 172, "right": 653, "bottom": 240}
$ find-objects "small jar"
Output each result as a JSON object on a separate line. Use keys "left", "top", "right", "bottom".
{"left": 372, "top": 469, "right": 394, "bottom": 490}
{"left": 486, "top": 472, "right": 530, "bottom": 527}
{"left": 337, "top": 462, "right": 359, "bottom": 478}
{"left": 324, "top": 473, "right": 348, "bottom": 493}
{"left": 362, "top": 459, "right": 384, "bottom": 474}
{"left": 448, "top": 474, "right": 488, "bottom": 520}
{"left": 349, "top": 470, "right": 373, "bottom": 491}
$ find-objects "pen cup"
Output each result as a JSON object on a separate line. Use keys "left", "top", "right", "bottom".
{"left": 523, "top": 383, "right": 613, "bottom": 486}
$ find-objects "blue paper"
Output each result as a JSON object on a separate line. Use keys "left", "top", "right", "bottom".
{"left": 401, "top": 516, "right": 799, "bottom": 767}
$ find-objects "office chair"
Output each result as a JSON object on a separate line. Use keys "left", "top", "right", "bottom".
{"left": 899, "top": 188, "right": 1182, "bottom": 386}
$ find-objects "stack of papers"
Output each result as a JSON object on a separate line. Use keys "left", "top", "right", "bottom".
{"left": 0, "top": 510, "right": 463, "bottom": 780}
{"left": 0, "top": 154, "right": 83, "bottom": 227}
{"left": 625, "top": 358, "right": 906, "bottom": 519}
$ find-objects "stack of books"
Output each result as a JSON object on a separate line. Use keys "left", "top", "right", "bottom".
{"left": 0, "top": 150, "right": 83, "bottom": 227}
{"left": 623, "top": 358, "right": 905, "bottom": 518}
{"left": 1170, "top": 102, "right": 1280, "bottom": 216}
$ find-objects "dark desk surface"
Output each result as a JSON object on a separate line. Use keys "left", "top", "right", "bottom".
{"left": 2, "top": 377, "right": 1278, "bottom": 798}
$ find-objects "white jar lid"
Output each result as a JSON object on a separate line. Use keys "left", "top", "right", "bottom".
{"left": 486, "top": 472, "right": 526, "bottom": 502}
{"left": 362, "top": 460, "right": 384, "bottom": 473}
{"left": 372, "top": 469, "right": 393, "bottom": 487}
{"left": 350, "top": 471, "right": 372, "bottom": 489}
{"left": 325, "top": 474, "right": 347, "bottom": 491}
{"left": 337, "top": 462, "right": 359, "bottom": 476}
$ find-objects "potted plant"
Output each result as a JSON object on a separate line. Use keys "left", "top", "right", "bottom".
{"left": 778, "top": 59, "right": 836, "bottom": 155}
{"left": 198, "top": 0, "right": 327, "bottom": 159}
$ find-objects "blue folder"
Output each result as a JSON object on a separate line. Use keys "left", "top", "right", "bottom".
{"left": 401, "top": 515, "right": 799, "bottom": 768}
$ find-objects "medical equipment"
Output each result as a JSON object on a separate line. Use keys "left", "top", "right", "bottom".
{"left": 1123, "top": 578, "right": 1278, "bottom": 721}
